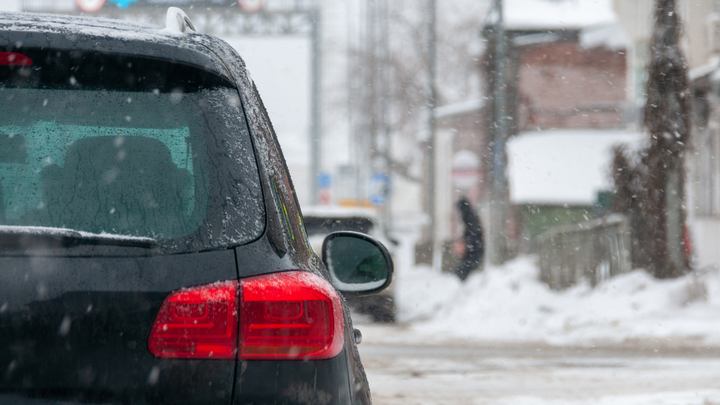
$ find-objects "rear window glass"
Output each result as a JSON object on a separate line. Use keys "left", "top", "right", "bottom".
{"left": 0, "top": 49, "right": 264, "bottom": 252}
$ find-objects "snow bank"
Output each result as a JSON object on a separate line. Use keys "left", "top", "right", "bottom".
{"left": 398, "top": 256, "right": 720, "bottom": 346}
{"left": 494, "top": 391, "right": 720, "bottom": 405}
{"left": 396, "top": 264, "right": 463, "bottom": 322}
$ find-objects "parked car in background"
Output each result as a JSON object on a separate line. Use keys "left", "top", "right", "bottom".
{"left": 303, "top": 206, "right": 397, "bottom": 322}
{"left": 0, "top": 9, "right": 392, "bottom": 405}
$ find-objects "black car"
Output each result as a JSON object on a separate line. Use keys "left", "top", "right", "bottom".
{"left": 0, "top": 8, "right": 392, "bottom": 405}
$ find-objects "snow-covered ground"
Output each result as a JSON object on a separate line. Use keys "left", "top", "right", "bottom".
{"left": 359, "top": 236, "right": 720, "bottom": 404}
{"left": 360, "top": 340, "right": 720, "bottom": 405}
{"left": 376, "top": 235, "right": 720, "bottom": 348}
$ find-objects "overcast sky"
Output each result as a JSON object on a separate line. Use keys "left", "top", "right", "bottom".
{"left": 0, "top": 0, "right": 19, "bottom": 11}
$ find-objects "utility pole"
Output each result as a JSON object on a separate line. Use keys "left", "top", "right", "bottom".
{"left": 378, "top": 0, "right": 392, "bottom": 225}
{"left": 309, "top": 7, "right": 322, "bottom": 205}
{"left": 716, "top": 0, "right": 720, "bottom": 96}
{"left": 489, "top": 0, "right": 508, "bottom": 265}
{"left": 424, "top": 0, "right": 437, "bottom": 262}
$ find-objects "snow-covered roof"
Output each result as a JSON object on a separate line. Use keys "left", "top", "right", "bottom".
{"left": 690, "top": 61, "right": 719, "bottom": 81}
{"left": 507, "top": 129, "right": 646, "bottom": 206}
{"left": 580, "top": 22, "right": 629, "bottom": 50}
{"left": 452, "top": 150, "right": 480, "bottom": 170}
{"left": 503, "top": 0, "right": 618, "bottom": 31}
{"left": 434, "top": 99, "right": 484, "bottom": 120}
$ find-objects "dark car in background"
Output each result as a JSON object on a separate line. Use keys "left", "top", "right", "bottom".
{"left": 0, "top": 9, "right": 392, "bottom": 405}
{"left": 303, "top": 206, "right": 397, "bottom": 323}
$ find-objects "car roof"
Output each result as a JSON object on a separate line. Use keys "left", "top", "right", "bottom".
{"left": 0, "top": 11, "right": 232, "bottom": 80}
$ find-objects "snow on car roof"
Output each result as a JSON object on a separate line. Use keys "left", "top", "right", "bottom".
{"left": 0, "top": 10, "right": 235, "bottom": 82}
{"left": 0, "top": 10, "right": 192, "bottom": 43}
{"left": 507, "top": 129, "right": 646, "bottom": 206}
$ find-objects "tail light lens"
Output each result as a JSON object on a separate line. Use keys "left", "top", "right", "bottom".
{"left": 148, "top": 281, "right": 238, "bottom": 359}
{"left": 0, "top": 52, "right": 32, "bottom": 66}
{"left": 240, "top": 271, "right": 344, "bottom": 360}
{"left": 148, "top": 271, "right": 344, "bottom": 361}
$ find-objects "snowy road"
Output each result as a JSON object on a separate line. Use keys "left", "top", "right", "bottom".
{"left": 358, "top": 324, "right": 720, "bottom": 405}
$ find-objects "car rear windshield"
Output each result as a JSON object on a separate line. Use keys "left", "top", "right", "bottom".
{"left": 0, "top": 49, "right": 264, "bottom": 252}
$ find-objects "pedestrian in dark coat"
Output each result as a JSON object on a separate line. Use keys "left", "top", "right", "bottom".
{"left": 453, "top": 197, "right": 484, "bottom": 281}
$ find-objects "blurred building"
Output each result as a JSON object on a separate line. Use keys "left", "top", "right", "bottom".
{"left": 441, "top": 0, "right": 636, "bottom": 259}
{"left": 433, "top": 99, "right": 486, "bottom": 269}
{"left": 507, "top": 24, "right": 634, "bottom": 253}
{"left": 506, "top": 129, "right": 643, "bottom": 253}
{"left": 614, "top": 0, "right": 720, "bottom": 105}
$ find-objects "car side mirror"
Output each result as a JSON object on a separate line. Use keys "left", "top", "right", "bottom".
{"left": 322, "top": 231, "right": 393, "bottom": 295}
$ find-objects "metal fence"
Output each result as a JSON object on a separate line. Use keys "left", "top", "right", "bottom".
{"left": 537, "top": 214, "right": 632, "bottom": 290}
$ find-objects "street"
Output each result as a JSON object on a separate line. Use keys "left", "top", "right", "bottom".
{"left": 357, "top": 323, "right": 720, "bottom": 405}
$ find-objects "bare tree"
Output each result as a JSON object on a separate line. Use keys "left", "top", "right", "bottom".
{"left": 612, "top": 0, "right": 690, "bottom": 278}
{"left": 345, "top": 0, "right": 487, "bottom": 184}
{"left": 643, "top": 0, "right": 690, "bottom": 278}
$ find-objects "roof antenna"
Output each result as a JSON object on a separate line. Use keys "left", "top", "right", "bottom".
{"left": 165, "top": 7, "right": 196, "bottom": 34}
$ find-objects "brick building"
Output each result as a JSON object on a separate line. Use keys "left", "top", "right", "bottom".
{"left": 480, "top": 8, "right": 633, "bottom": 255}
{"left": 433, "top": 0, "right": 636, "bottom": 262}
{"left": 516, "top": 41, "right": 629, "bottom": 130}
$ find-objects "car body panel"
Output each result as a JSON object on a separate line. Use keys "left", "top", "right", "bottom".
{"left": 233, "top": 304, "right": 368, "bottom": 405}
{"left": 0, "top": 250, "right": 237, "bottom": 405}
{"left": 191, "top": 34, "right": 371, "bottom": 403}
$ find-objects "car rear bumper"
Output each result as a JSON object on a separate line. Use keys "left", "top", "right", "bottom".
{"left": 234, "top": 351, "right": 354, "bottom": 405}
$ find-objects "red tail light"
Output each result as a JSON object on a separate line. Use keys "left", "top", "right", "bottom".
{"left": 0, "top": 52, "right": 32, "bottom": 66}
{"left": 148, "top": 281, "right": 238, "bottom": 359}
{"left": 148, "top": 272, "right": 344, "bottom": 361}
{"left": 240, "top": 271, "right": 344, "bottom": 360}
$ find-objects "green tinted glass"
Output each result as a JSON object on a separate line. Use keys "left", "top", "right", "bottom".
{"left": 326, "top": 235, "right": 390, "bottom": 292}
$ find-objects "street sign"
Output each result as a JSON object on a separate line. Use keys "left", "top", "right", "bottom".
{"left": 368, "top": 173, "right": 390, "bottom": 206}
{"left": 124, "top": 0, "right": 233, "bottom": 6}
{"left": 237, "top": 0, "right": 268, "bottom": 12}
{"left": 76, "top": 0, "right": 263, "bottom": 11}
{"left": 317, "top": 172, "right": 332, "bottom": 205}
{"left": 317, "top": 172, "right": 332, "bottom": 189}
{"left": 75, "top": 0, "right": 107, "bottom": 12}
